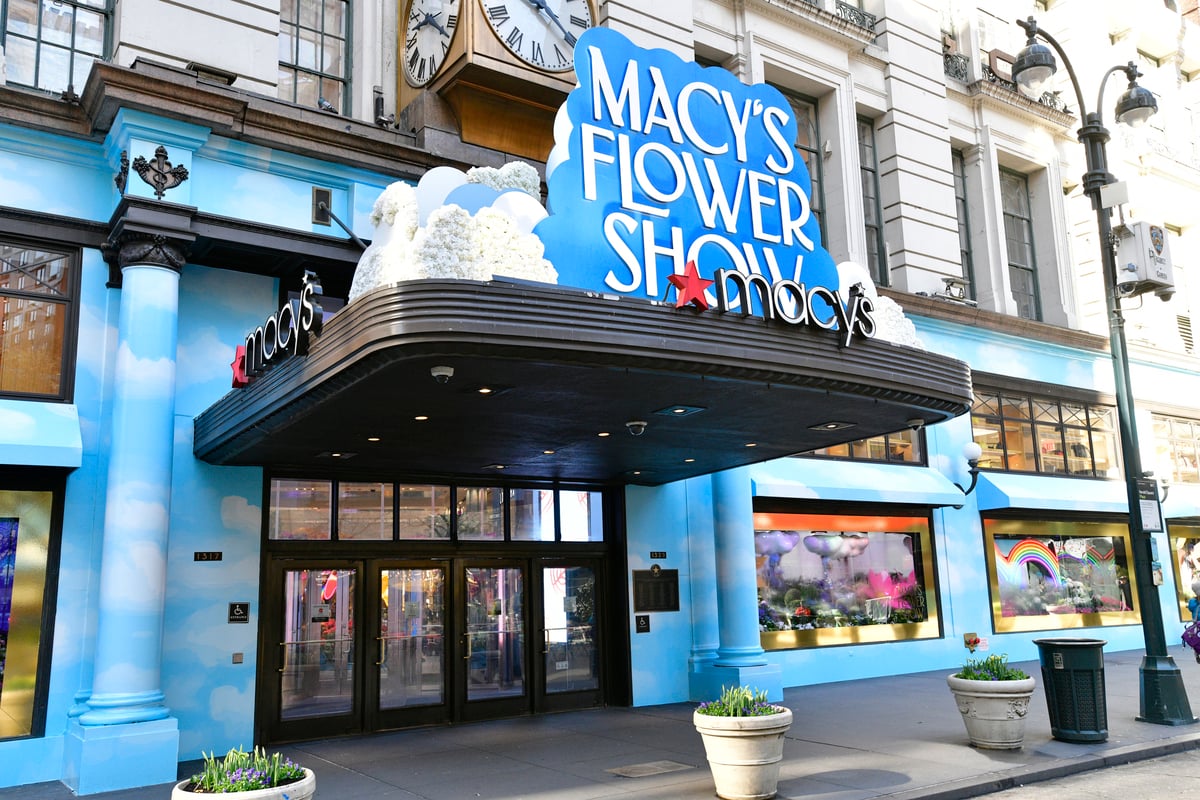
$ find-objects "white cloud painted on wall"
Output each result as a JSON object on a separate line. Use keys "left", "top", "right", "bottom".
{"left": 221, "top": 496, "right": 261, "bottom": 535}
{"left": 114, "top": 343, "right": 176, "bottom": 399}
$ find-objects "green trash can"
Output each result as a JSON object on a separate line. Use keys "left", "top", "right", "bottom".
{"left": 1033, "top": 638, "right": 1108, "bottom": 742}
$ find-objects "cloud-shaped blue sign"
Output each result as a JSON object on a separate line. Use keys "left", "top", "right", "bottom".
{"left": 535, "top": 27, "right": 838, "bottom": 305}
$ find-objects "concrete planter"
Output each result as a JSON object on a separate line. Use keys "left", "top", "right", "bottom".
{"left": 947, "top": 674, "right": 1037, "bottom": 750}
{"left": 171, "top": 768, "right": 316, "bottom": 800}
{"left": 693, "top": 708, "right": 793, "bottom": 800}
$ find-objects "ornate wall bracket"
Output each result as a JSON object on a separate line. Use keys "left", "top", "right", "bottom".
{"left": 131, "top": 145, "right": 189, "bottom": 199}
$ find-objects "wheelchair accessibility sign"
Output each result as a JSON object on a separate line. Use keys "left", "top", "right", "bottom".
{"left": 228, "top": 602, "right": 250, "bottom": 623}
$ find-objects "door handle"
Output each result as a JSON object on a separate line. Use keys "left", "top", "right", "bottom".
{"left": 277, "top": 642, "right": 286, "bottom": 673}
{"left": 463, "top": 633, "right": 471, "bottom": 661}
{"left": 375, "top": 636, "right": 384, "bottom": 666}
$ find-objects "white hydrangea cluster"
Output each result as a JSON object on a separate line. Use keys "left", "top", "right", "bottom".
{"left": 348, "top": 172, "right": 556, "bottom": 302}
{"left": 369, "top": 182, "right": 419, "bottom": 235}
{"left": 872, "top": 295, "right": 925, "bottom": 349}
{"left": 466, "top": 161, "right": 542, "bottom": 199}
{"left": 473, "top": 208, "right": 558, "bottom": 283}
{"left": 411, "top": 206, "right": 490, "bottom": 281}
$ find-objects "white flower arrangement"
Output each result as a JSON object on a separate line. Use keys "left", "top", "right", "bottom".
{"left": 349, "top": 167, "right": 556, "bottom": 301}
{"left": 411, "top": 205, "right": 492, "bottom": 281}
{"left": 473, "top": 208, "right": 558, "bottom": 283}
{"left": 369, "top": 181, "right": 419, "bottom": 238}
{"left": 466, "top": 161, "right": 542, "bottom": 199}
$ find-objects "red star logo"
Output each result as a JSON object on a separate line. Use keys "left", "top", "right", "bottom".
{"left": 667, "top": 261, "right": 714, "bottom": 310}
{"left": 231, "top": 344, "right": 249, "bottom": 389}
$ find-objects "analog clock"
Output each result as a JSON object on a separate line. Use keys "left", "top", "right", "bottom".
{"left": 404, "top": 0, "right": 462, "bottom": 87}
{"left": 481, "top": 0, "right": 592, "bottom": 72}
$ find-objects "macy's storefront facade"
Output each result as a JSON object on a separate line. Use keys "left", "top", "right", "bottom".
{"left": 3, "top": 25, "right": 1193, "bottom": 796}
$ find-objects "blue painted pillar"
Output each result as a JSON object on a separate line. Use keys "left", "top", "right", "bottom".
{"left": 82, "top": 262, "right": 180, "bottom": 726}
{"left": 66, "top": 198, "right": 194, "bottom": 795}
{"left": 712, "top": 467, "right": 767, "bottom": 666}
{"left": 690, "top": 467, "right": 781, "bottom": 701}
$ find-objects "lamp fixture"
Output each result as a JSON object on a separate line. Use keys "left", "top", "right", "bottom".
{"left": 1012, "top": 19, "right": 1056, "bottom": 98}
{"left": 954, "top": 441, "right": 983, "bottom": 496}
{"left": 1008, "top": 15, "right": 1186, "bottom": 725}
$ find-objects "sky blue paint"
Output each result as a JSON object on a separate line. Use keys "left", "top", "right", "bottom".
{"left": 536, "top": 27, "right": 837, "bottom": 305}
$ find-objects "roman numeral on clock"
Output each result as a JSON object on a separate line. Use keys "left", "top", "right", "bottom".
{"left": 505, "top": 27, "right": 523, "bottom": 49}
{"left": 487, "top": 4, "right": 509, "bottom": 23}
{"left": 530, "top": 40, "right": 543, "bottom": 64}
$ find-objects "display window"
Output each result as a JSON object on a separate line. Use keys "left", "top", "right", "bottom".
{"left": 1168, "top": 522, "right": 1200, "bottom": 621}
{"left": 751, "top": 507, "right": 940, "bottom": 650}
{"left": 0, "top": 471, "right": 62, "bottom": 740}
{"left": 983, "top": 517, "right": 1139, "bottom": 632}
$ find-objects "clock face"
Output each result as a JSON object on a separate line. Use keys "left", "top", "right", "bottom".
{"left": 481, "top": 0, "right": 592, "bottom": 72}
{"left": 404, "top": 0, "right": 461, "bottom": 87}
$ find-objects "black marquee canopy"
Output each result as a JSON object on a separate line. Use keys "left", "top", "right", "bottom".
{"left": 193, "top": 280, "right": 973, "bottom": 486}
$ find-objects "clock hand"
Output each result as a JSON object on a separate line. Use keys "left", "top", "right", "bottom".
{"left": 427, "top": 12, "right": 450, "bottom": 37}
{"left": 523, "top": 0, "right": 570, "bottom": 39}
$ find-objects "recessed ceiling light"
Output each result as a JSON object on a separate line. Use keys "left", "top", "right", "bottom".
{"left": 745, "top": 442, "right": 757, "bottom": 447}
{"left": 478, "top": 387, "right": 493, "bottom": 394}
{"left": 414, "top": 415, "right": 429, "bottom": 421}
{"left": 331, "top": 453, "right": 342, "bottom": 458}
{"left": 655, "top": 404, "right": 706, "bottom": 417}
{"left": 484, "top": 463, "right": 505, "bottom": 470}
{"left": 543, "top": 449, "right": 556, "bottom": 455}
{"left": 684, "top": 458, "right": 695, "bottom": 463}
{"left": 598, "top": 432, "right": 610, "bottom": 437}
{"left": 367, "top": 436, "right": 381, "bottom": 442}
{"left": 809, "top": 421, "right": 856, "bottom": 431}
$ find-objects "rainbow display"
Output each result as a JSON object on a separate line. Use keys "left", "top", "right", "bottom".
{"left": 996, "top": 538, "right": 1063, "bottom": 588}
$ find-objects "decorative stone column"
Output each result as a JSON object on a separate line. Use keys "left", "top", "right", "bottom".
{"left": 690, "top": 466, "right": 782, "bottom": 702}
{"left": 65, "top": 197, "right": 195, "bottom": 795}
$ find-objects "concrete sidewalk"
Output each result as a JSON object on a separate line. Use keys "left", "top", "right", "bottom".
{"left": 7, "top": 646, "right": 1200, "bottom": 799}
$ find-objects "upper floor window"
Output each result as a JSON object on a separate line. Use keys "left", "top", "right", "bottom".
{"left": 1153, "top": 413, "right": 1200, "bottom": 484}
{"left": 1000, "top": 169, "right": 1041, "bottom": 320}
{"left": 278, "top": 0, "right": 349, "bottom": 113}
{"left": 780, "top": 90, "right": 827, "bottom": 247}
{"left": 2, "top": 0, "right": 108, "bottom": 94}
{"left": 952, "top": 149, "right": 976, "bottom": 299}
{"left": 0, "top": 241, "right": 77, "bottom": 400}
{"left": 799, "top": 429, "right": 924, "bottom": 465}
{"left": 858, "top": 117, "right": 887, "bottom": 286}
{"left": 971, "top": 388, "right": 1118, "bottom": 477}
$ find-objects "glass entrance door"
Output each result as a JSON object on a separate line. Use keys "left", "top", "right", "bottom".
{"left": 538, "top": 563, "right": 602, "bottom": 712}
{"left": 271, "top": 563, "right": 360, "bottom": 741}
{"left": 372, "top": 566, "right": 447, "bottom": 728}
{"left": 262, "top": 557, "right": 602, "bottom": 741}
{"left": 459, "top": 564, "right": 527, "bottom": 720}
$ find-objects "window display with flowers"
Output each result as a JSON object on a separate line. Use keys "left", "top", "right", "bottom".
{"left": 983, "top": 517, "right": 1140, "bottom": 632}
{"left": 752, "top": 507, "right": 940, "bottom": 649}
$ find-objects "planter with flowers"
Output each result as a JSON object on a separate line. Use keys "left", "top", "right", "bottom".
{"left": 171, "top": 747, "right": 315, "bottom": 800}
{"left": 694, "top": 685, "right": 793, "bottom": 800}
{"left": 947, "top": 654, "right": 1036, "bottom": 750}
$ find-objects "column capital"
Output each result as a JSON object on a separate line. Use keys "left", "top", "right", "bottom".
{"left": 103, "top": 195, "right": 197, "bottom": 287}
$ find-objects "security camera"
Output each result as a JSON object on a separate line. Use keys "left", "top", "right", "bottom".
{"left": 906, "top": 418, "right": 925, "bottom": 431}
{"left": 626, "top": 420, "right": 648, "bottom": 437}
{"left": 1117, "top": 281, "right": 1138, "bottom": 297}
{"left": 430, "top": 365, "right": 454, "bottom": 384}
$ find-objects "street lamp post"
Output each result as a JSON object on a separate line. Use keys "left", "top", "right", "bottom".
{"left": 1012, "top": 16, "right": 1195, "bottom": 726}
